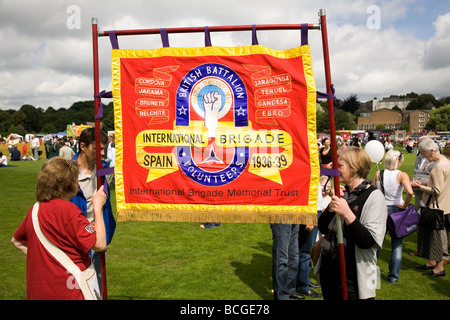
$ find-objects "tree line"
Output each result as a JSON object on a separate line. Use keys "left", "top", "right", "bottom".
{"left": 0, "top": 101, "right": 115, "bottom": 137}
{"left": 0, "top": 92, "right": 449, "bottom": 137}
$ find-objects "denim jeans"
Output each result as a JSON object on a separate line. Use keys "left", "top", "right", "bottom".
{"left": 202, "top": 223, "right": 222, "bottom": 229}
{"left": 296, "top": 213, "right": 321, "bottom": 293}
{"left": 270, "top": 223, "right": 299, "bottom": 300}
{"left": 387, "top": 205, "right": 403, "bottom": 283}
{"left": 91, "top": 250, "right": 102, "bottom": 297}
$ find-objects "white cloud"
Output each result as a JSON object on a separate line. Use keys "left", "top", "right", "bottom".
{"left": 0, "top": 0, "right": 449, "bottom": 110}
{"left": 0, "top": 68, "right": 91, "bottom": 108}
{"left": 324, "top": 23, "right": 427, "bottom": 100}
{"left": 422, "top": 12, "right": 450, "bottom": 69}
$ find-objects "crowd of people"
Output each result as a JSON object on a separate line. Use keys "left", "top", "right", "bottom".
{"left": 271, "top": 134, "right": 449, "bottom": 301}
{"left": 2, "top": 132, "right": 116, "bottom": 166}
{"left": 8, "top": 128, "right": 450, "bottom": 300}
{"left": 0, "top": 134, "right": 78, "bottom": 164}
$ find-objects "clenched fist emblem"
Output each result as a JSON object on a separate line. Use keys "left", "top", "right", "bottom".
{"left": 203, "top": 91, "right": 222, "bottom": 138}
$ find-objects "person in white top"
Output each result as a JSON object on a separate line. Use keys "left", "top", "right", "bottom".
{"left": 31, "top": 135, "right": 40, "bottom": 160}
{"left": 373, "top": 149, "right": 414, "bottom": 283}
{"left": 0, "top": 152, "right": 8, "bottom": 167}
{"left": 384, "top": 138, "right": 393, "bottom": 152}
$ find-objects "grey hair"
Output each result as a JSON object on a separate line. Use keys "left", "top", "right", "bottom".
{"left": 418, "top": 139, "right": 439, "bottom": 153}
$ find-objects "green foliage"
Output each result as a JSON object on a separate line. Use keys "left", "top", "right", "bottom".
{"left": 316, "top": 102, "right": 357, "bottom": 132}
{"left": 402, "top": 121, "right": 410, "bottom": 131}
{"left": 0, "top": 100, "right": 115, "bottom": 136}
{"left": 406, "top": 93, "right": 438, "bottom": 110}
{"left": 426, "top": 104, "right": 450, "bottom": 131}
{"left": 341, "top": 93, "right": 360, "bottom": 114}
{"left": 40, "top": 123, "right": 57, "bottom": 134}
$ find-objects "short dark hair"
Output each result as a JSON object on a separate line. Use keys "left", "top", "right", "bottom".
{"left": 79, "top": 127, "right": 108, "bottom": 148}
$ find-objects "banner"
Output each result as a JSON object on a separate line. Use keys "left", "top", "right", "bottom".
{"left": 112, "top": 45, "right": 319, "bottom": 224}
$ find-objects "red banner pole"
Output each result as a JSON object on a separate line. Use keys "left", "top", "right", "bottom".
{"left": 92, "top": 18, "right": 108, "bottom": 300}
{"left": 97, "top": 23, "right": 320, "bottom": 37}
{"left": 319, "top": 9, "right": 348, "bottom": 300}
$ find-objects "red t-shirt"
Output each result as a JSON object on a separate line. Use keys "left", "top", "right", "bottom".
{"left": 14, "top": 199, "right": 97, "bottom": 300}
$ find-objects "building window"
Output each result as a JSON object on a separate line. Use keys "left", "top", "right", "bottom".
{"left": 419, "top": 113, "right": 425, "bottom": 117}
{"left": 419, "top": 118, "right": 425, "bottom": 123}
{"left": 419, "top": 123, "right": 425, "bottom": 128}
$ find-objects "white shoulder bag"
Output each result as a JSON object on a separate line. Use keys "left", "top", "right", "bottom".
{"left": 31, "top": 202, "right": 100, "bottom": 300}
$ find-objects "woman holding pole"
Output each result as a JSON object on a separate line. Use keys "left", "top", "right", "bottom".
{"left": 318, "top": 147, "right": 387, "bottom": 300}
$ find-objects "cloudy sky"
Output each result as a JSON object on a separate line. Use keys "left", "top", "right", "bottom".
{"left": 1, "top": 0, "right": 449, "bottom": 110}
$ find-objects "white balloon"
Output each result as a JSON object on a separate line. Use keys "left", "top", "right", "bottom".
{"left": 364, "top": 140, "right": 385, "bottom": 163}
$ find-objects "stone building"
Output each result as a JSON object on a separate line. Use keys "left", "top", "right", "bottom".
{"left": 372, "top": 97, "right": 412, "bottom": 111}
{"left": 357, "top": 109, "right": 403, "bottom": 131}
{"left": 357, "top": 108, "right": 432, "bottom": 133}
{"left": 402, "top": 109, "right": 431, "bottom": 133}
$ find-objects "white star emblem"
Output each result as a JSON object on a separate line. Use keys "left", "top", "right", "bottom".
{"left": 178, "top": 105, "right": 187, "bottom": 115}
{"left": 236, "top": 106, "right": 246, "bottom": 116}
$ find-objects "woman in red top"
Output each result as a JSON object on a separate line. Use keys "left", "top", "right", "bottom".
{"left": 11, "top": 157, "right": 107, "bottom": 300}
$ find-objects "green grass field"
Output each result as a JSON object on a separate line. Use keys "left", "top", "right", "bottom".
{"left": 1, "top": 146, "right": 449, "bottom": 300}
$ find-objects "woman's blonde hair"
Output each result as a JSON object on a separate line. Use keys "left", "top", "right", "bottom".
{"left": 36, "top": 157, "right": 80, "bottom": 202}
{"left": 384, "top": 149, "right": 403, "bottom": 170}
{"left": 338, "top": 146, "right": 371, "bottom": 179}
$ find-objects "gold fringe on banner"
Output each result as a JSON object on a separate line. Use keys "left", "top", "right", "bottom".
{"left": 117, "top": 209, "right": 317, "bottom": 225}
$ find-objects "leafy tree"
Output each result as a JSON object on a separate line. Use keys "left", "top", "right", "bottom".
{"left": 341, "top": 94, "right": 360, "bottom": 114}
{"left": 14, "top": 124, "right": 26, "bottom": 136}
{"left": 7, "top": 124, "right": 16, "bottom": 134}
{"left": 316, "top": 101, "right": 357, "bottom": 132}
{"left": 11, "top": 110, "right": 26, "bottom": 126}
{"left": 41, "top": 123, "right": 57, "bottom": 134}
{"left": 20, "top": 104, "right": 42, "bottom": 132}
{"left": 426, "top": 104, "right": 450, "bottom": 131}
{"left": 316, "top": 108, "right": 329, "bottom": 132}
{"left": 335, "top": 109, "right": 357, "bottom": 130}
{"left": 406, "top": 93, "right": 437, "bottom": 110}
{"left": 101, "top": 102, "right": 115, "bottom": 131}
{"left": 401, "top": 121, "right": 410, "bottom": 131}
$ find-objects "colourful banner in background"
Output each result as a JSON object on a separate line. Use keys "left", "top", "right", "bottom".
{"left": 112, "top": 45, "right": 319, "bottom": 224}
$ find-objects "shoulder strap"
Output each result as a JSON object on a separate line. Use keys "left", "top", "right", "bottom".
{"left": 379, "top": 170, "right": 385, "bottom": 195}
{"left": 348, "top": 185, "right": 377, "bottom": 219}
{"left": 31, "top": 203, "right": 80, "bottom": 274}
{"left": 426, "top": 188, "right": 440, "bottom": 208}
{"left": 32, "top": 202, "right": 98, "bottom": 300}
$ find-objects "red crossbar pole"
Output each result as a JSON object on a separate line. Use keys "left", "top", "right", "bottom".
{"left": 92, "top": 18, "right": 108, "bottom": 300}
{"left": 98, "top": 23, "right": 320, "bottom": 37}
{"left": 319, "top": 9, "right": 348, "bottom": 300}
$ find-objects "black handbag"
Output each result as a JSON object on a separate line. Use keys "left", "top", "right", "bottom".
{"left": 419, "top": 189, "right": 445, "bottom": 230}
